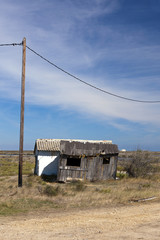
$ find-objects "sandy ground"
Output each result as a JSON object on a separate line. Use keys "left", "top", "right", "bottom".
{"left": 0, "top": 202, "right": 160, "bottom": 240}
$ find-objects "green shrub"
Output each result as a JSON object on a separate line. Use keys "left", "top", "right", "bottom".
{"left": 43, "top": 185, "right": 60, "bottom": 196}
{"left": 116, "top": 171, "right": 127, "bottom": 179}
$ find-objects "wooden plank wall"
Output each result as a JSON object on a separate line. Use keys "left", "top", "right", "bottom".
{"left": 57, "top": 155, "right": 118, "bottom": 182}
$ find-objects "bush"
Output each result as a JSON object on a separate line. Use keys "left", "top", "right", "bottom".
{"left": 124, "top": 150, "right": 153, "bottom": 178}
{"left": 116, "top": 171, "right": 127, "bottom": 179}
{"left": 43, "top": 185, "right": 60, "bottom": 196}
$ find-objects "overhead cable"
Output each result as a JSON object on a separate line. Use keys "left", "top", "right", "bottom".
{"left": 0, "top": 42, "right": 22, "bottom": 47}
{"left": 26, "top": 45, "right": 160, "bottom": 103}
{"left": 0, "top": 42, "right": 160, "bottom": 103}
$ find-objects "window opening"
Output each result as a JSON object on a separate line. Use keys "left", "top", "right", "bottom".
{"left": 103, "top": 158, "right": 110, "bottom": 164}
{"left": 67, "top": 157, "right": 81, "bottom": 167}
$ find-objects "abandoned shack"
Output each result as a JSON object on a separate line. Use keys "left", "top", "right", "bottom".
{"left": 34, "top": 139, "right": 119, "bottom": 182}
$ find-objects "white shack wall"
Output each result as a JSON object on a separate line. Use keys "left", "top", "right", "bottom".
{"left": 35, "top": 150, "right": 60, "bottom": 176}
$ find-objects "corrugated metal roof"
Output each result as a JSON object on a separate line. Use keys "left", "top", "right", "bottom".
{"left": 35, "top": 139, "right": 113, "bottom": 152}
{"left": 36, "top": 139, "right": 61, "bottom": 151}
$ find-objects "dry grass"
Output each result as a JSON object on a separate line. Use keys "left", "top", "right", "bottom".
{"left": 0, "top": 151, "right": 160, "bottom": 216}
{"left": 0, "top": 175, "right": 159, "bottom": 216}
{"left": 0, "top": 152, "right": 35, "bottom": 176}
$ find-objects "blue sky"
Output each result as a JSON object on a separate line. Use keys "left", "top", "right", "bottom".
{"left": 0, "top": 0, "right": 160, "bottom": 150}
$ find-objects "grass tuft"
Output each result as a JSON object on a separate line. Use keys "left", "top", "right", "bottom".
{"left": 69, "top": 180, "right": 86, "bottom": 192}
{"left": 43, "top": 185, "right": 61, "bottom": 196}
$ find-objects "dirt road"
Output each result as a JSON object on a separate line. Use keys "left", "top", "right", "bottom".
{"left": 0, "top": 202, "right": 160, "bottom": 240}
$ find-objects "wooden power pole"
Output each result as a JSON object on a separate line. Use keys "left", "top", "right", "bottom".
{"left": 18, "top": 38, "right": 26, "bottom": 187}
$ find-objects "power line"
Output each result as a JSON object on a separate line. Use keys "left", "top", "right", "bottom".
{"left": 26, "top": 45, "right": 160, "bottom": 103}
{"left": 0, "top": 42, "right": 160, "bottom": 103}
{"left": 0, "top": 42, "right": 22, "bottom": 47}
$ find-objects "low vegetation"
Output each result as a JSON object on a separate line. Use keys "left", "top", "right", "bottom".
{"left": 118, "top": 150, "right": 160, "bottom": 178}
{"left": 0, "top": 150, "right": 160, "bottom": 216}
{"left": 123, "top": 150, "right": 154, "bottom": 177}
{"left": 0, "top": 152, "right": 35, "bottom": 176}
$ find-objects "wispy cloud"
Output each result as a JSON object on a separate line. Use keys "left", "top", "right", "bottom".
{"left": 22, "top": 66, "right": 160, "bottom": 128}
{"left": 0, "top": 0, "right": 160, "bottom": 135}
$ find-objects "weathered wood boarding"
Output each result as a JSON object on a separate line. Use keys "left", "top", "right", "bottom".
{"left": 34, "top": 139, "right": 119, "bottom": 182}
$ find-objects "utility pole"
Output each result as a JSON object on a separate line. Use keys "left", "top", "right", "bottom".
{"left": 18, "top": 37, "right": 26, "bottom": 187}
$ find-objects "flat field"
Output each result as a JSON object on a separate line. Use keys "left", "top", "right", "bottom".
{"left": 0, "top": 151, "right": 160, "bottom": 239}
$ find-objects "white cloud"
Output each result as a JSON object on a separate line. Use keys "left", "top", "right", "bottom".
{"left": 0, "top": 0, "right": 160, "bottom": 133}
{"left": 21, "top": 65, "right": 160, "bottom": 129}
